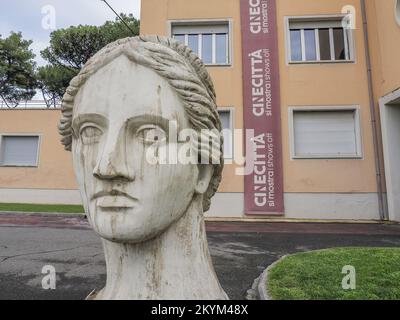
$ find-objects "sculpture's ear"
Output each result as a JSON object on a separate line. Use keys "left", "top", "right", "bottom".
{"left": 195, "top": 164, "right": 214, "bottom": 194}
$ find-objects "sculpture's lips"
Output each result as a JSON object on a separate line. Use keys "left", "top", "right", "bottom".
{"left": 96, "top": 196, "right": 137, "bottom": 209}
{"left": 92, "top": 190, "right": 138, "bottom": 209}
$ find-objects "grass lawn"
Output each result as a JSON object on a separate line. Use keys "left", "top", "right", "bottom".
{"left": 0, "top": 203, "right": 85, "bottom": 213}
{"left": 267, "top": 247, "right": 400, "bottom": 300}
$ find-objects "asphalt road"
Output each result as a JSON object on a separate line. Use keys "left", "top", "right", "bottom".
{"left": 1, "top": 215, "right": 400, "bottom": 300}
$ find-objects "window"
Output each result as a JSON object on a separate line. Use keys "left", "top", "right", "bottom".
{"left": 172, "top": 22, "right": 230, "bottom": 65}
{"left": 290, "top": 108, "right": 362, "bottom": 159}
{"left": 396, "top": 0, "right": 400, "bottom": 26}
{"left": 287, "top": 16, "right": 353, "bottom": 63}
{"left": 0, "top": 135, "right": 40, "bottom": 166}
{"left": 218, "top": 110, "right": 233, "bottom": 159}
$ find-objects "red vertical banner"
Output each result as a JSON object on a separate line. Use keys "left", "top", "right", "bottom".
{"left": 240, "top": 0, "right": 284, "bottom": 215}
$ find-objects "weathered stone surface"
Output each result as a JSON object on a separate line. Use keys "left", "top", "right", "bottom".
{"left": 58, "top": 36, "right": 227, "bottom": 300}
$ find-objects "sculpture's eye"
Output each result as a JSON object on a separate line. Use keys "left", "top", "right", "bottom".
{"left": 80, "top": 125, "right": 103, "bottom": 145}
{"left": 136, "top": 125, "right": 167, "bottom": 145}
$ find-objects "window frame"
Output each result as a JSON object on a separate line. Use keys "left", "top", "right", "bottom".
{"left": 218, "top": 107, "right": 234, "bottom": 160}
{"left": 288, "top": 106, "right": 363, "bottom": 160}
{"left": 285, "top": 15, "right": 355, "bottom": 64}
{"left": 0, "top": 134, "right": 41, "bottom": 167}
{"left": 396, "top": 0, "right": 400, "bottom": 27}
{"left": 168, "top": 19, "right": 233, "bottom": 67}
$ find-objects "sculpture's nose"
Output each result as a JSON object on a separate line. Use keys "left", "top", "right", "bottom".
{"left": 93, "top": 129, "right": 135, "bottom": 181}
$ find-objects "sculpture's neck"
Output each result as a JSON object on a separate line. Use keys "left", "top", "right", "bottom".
{"left": 95, "top": 198, "right": 228, "bottom": 300}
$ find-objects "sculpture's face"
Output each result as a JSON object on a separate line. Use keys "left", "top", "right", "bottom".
{"left": 71, "top": 55, "right": 199, "bottom": 243}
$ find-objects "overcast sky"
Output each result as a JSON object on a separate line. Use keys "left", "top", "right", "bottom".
{"left": 0, "top": 0, "right": 141, "bottom": 66}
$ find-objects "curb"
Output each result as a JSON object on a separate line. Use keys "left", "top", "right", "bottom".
{"left": 0, "top": 211, "right": 85, "bottom": 218}
{"left": 246, "top": 255, "right": 288, "bottom": 300}
{"left": 0, "top": 211, "right": 398, "bottom": 225}
{"left": 258, "top": 255, "right": 288, "bottom": 300}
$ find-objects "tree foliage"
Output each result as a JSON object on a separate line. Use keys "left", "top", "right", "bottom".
{"left": 36, "top": 65, "right": 76, "bottom": 107}
{"left": 39, "top": 14, "right": 140, "bottom": 104}
{"left": 0, "top": 32, "right": 37, "bottom": 108}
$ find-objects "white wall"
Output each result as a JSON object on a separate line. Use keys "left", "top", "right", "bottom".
{"left": 0, "top": 188, "right": 82, "bottom": 205}
{"left": 380, "top": 92, "right": 400, "bottom": 222}
{"left": 206, "top": 192, "right": 380, "bottom": 220}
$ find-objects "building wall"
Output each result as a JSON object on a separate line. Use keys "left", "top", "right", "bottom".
{"left": 0, "top": 110, "right": 79, "bottom": 203}
{"left": 140, "top": 0, "right": 383, "bottom": 220}
{"left": 367, "top": 0, "right": 400, "bottom": 221}
{"left": 364, "top": 0, "right": 400, "bottom": 198}
{"left": 367, "top": 0, "right": 400, "bottom": 98}
{"left": 141, "top": 0, "right": 378, "bottom": 194}
{"left": 277, "top": 0, "right": 377, "bottom": 194}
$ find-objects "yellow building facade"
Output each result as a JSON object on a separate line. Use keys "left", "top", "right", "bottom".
{"left": 0, "top": 0, "right": 399, "bottom": 221}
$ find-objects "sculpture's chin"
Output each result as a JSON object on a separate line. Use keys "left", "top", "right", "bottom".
{"left": 87, "top": 205, "right": 177, "bottom": 244}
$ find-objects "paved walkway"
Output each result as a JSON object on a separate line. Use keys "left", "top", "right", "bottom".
{"left": 1, "top": 214, "right": 400, "bottom": 300}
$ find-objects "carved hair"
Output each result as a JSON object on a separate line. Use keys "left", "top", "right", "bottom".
{"left": 58, "top": 36, "right": 223, "bottom": 212}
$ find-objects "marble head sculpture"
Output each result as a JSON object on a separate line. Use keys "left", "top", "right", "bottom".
{"left": 58, "top": 36, "right": 228, "bottom": 299}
